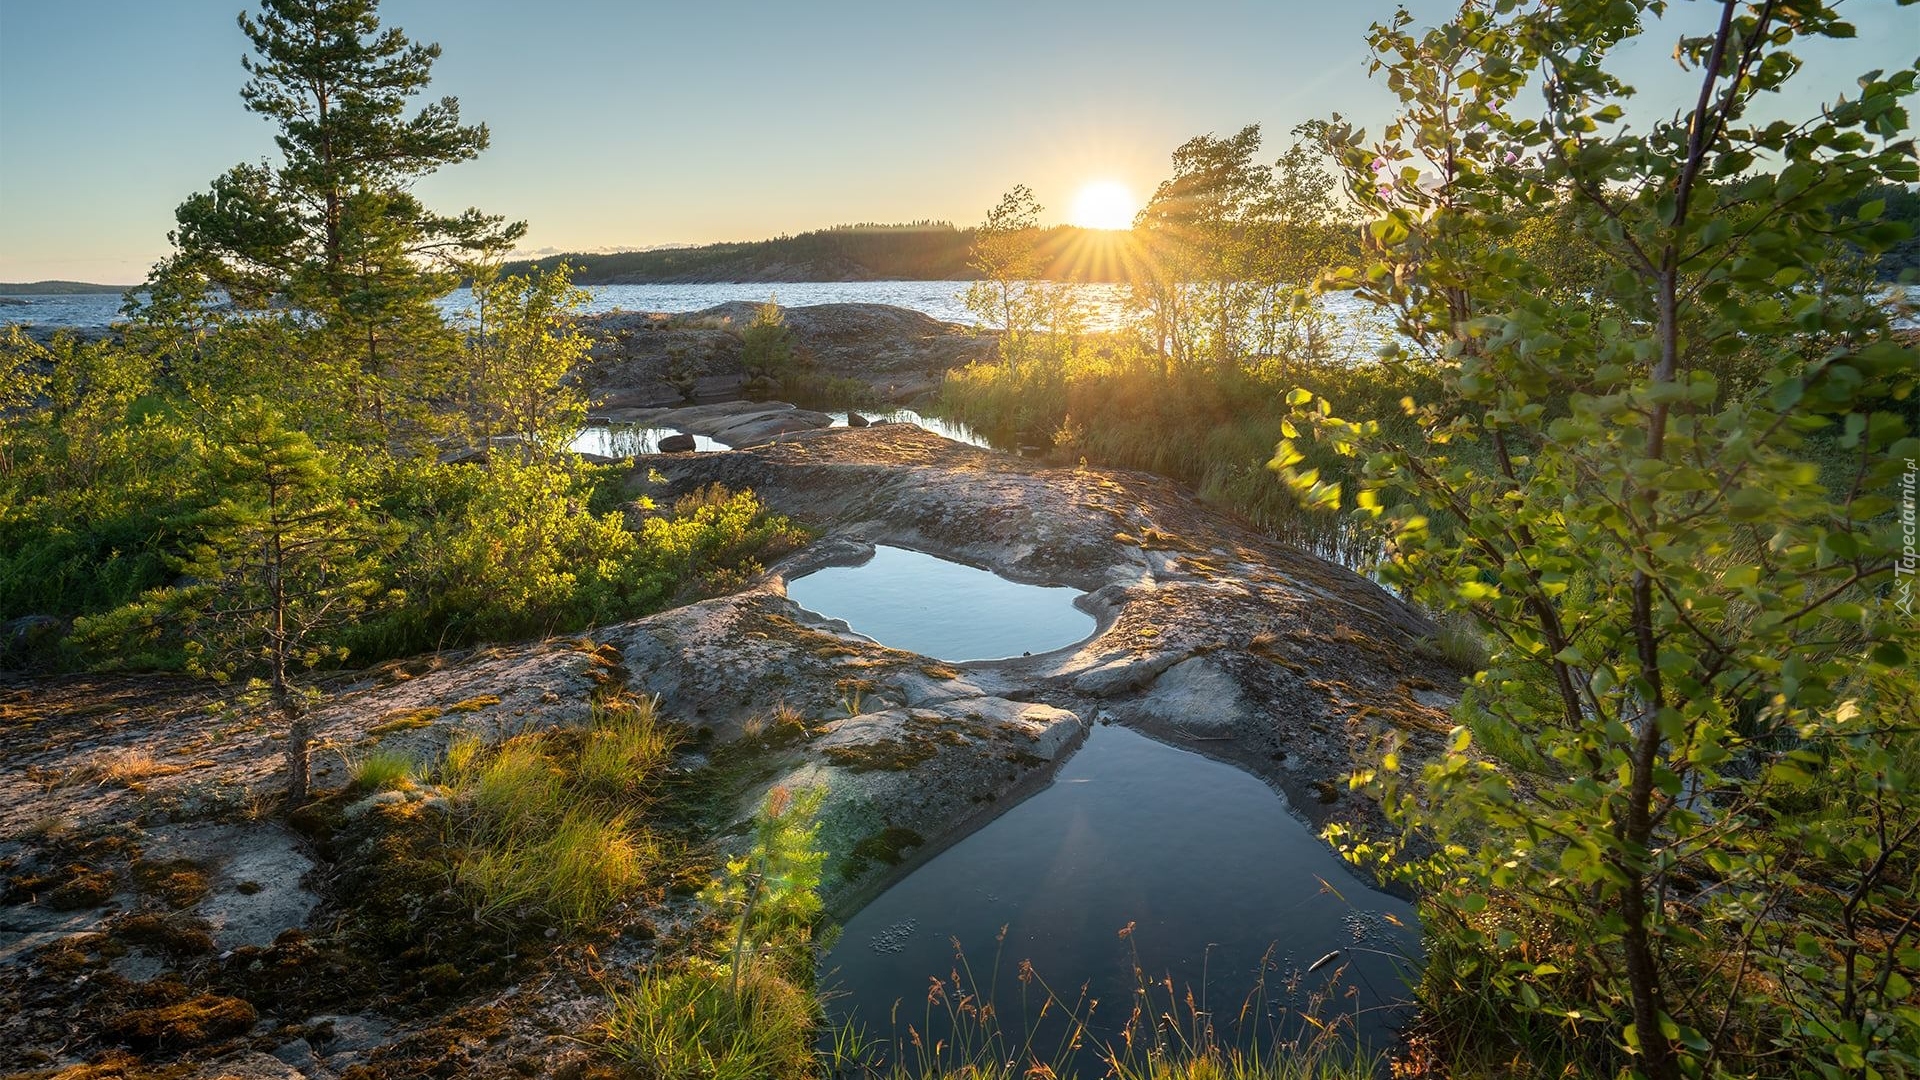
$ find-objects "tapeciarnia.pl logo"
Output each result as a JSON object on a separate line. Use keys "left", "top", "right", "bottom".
{"left": 1898, "top": 457, "right": 1916, "bottom": 617}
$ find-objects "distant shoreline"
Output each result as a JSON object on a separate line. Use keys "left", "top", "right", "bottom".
{"left": 0, "top": 281, "right": 132, "bottom": 295}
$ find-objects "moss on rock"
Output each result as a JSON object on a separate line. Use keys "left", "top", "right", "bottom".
{"left": 103, "top": 995, "right": 257, "bottom": 1049}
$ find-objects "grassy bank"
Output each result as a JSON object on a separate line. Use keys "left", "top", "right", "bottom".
{"left": 937, "top": 339, "right": 1450, "bottom": 563}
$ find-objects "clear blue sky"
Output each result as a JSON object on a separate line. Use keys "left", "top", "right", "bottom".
{"left": 1, "top": 0, "right": 1914, "bottom": 283}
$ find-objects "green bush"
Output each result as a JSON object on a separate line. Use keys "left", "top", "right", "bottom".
{"left": 741, "top": 298, "right": 796, "bottom": 380}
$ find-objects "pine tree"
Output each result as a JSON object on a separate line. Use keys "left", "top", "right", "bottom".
{"left": 138, "top": 0, "right": 524, "bottom": 446}
{"left": 177, "top": 401, "right": 392, "bottom": 802}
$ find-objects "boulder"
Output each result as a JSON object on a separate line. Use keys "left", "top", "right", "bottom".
{"left": 657, "top": 433, "right": 697, "bottom": 453}
{"left": 846, "top": 411, "right": 869, "bottom": 427}
{"left": 575, "top": 302, "right": 994, "bottom": 406}
{"left": 2, "top": 614, "right": 66, "bottom": 666}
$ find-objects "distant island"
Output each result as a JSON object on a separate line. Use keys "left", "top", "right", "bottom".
{"left": 0, "top": 280, "right": 131, "bottom": 294}
{"left": 502, "top": 221, "right": 1141, "bottom": 284}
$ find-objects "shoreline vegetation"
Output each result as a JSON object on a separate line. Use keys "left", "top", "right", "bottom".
{"left": 3, "top": 0, "right": 1917, "bottom": 1078}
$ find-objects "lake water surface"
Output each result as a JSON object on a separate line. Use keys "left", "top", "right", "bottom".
{"left": 1, "top": 281, "right": 1394, "bottom": 348}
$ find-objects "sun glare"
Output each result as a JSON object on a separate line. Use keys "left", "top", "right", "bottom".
{"left": 1068, "top": 180, "right": 1138, "bottom": 230}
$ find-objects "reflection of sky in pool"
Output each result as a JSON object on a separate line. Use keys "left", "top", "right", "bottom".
{"left": 824, "top": 408, "right": 991, "bottom": 448}
{"left": 570, "top": 406, "right": 987, "bottom": 458}
{"left": 785, "top": 545, "right": 1093, "bottom": 663}
{"left": 824, "top": 725, "right": 1422, "bottom": 1069}
{"left": 568, "top": 424, "right": 724, "bottom": 456}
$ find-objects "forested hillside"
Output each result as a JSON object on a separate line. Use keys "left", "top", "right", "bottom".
{"left": 504, "top": 222, "right": 1141, "bottom": 283}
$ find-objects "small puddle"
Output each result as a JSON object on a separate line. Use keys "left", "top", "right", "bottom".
{"left": 569, "top": 424, "right": 726, "bottom": 456}
{"left": 822, "top": 725, "right": 1420, "bottom": 1064}
{"left": 786, "top": 545, "right": 1094, "bottom": 662}
{"left": 826, "top": 408, "right": 990, "bottom": 448}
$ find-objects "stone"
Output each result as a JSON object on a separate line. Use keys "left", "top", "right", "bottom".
{"left": 308, "top": 1012, "right": 391, "bottom": 1055}
{"left": 1136, "top": 657, "right": 1254, "bottom": 737}
{"left": 575, "top": 302, "right": 993, "bottom": 406}
{"left": 657, "top": 432, "right": 697, "bottom": 453}
{"left": 846, "top": 411, "right": 869, "bottom": 427}
{"left": 138, "top": 823, "right": 318, "bottom": 950}
{"left": 1, "top": 614, "right": 66, "bottom": 666}
{"left": 190, "top": 1051, "right": 309, "bottom": 1079}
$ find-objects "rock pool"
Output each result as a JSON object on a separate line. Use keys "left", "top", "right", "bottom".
{"left": 569, "top": 424, "right": 724, "bottom": 456}
{"left": 786, "top": 545, "right": 1096, "bottom": 662}
{"left": 822, "top": 724, "right": 1420, "bottom": 1066}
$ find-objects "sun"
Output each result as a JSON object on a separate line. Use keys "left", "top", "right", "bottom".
{"left": 1068, "top": 180, "right": 1139, "bottom": 230}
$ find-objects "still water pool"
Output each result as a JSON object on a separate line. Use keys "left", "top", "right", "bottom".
{"left": 823, "top": 724, "right": 1421, "bottom": 1066}
{"left": 570, "top": 408, "right": 988, "bottom": 457}
{"left": 567, "top": 424, "right": 724, "bottom": 456}
{"left": 824, "top": 408, "right": 991, "bottom": 449}
{"left": 786, "top": 546, "right": 1094, "bottom": 663}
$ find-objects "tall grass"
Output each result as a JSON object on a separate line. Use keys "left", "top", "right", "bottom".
{"left": 604, "top": 959, "right": 818, "bottom": 1080}
{"left": 349, "top": 748, "right": 417, "bottom": 792}
{"left": 825, "top": 929, "right": 1393, "bottom": 1080}
{"left": 467, "top": 738, "right": 565, "bottom": 839}
{"left": 575, "top": 694, "right": 675, "bottom": 799}
{"left": 938, "top": 342, "right": 1448, "bottom": 563}
{"left": 603, "top": 785, "right": 826, "bottom": 1080}
{"left": 429, "top": 694, "right": 674, "bottom": 932}
{"left": 457, "top": 807, "right": 654, "bottom": 929}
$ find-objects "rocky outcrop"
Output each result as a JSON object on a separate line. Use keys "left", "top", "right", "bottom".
{"left": 631, "top": 423, "right": 1461, "bottom": 861}
{"left": 576, "top": 302, "right": 993, "bottom": 406}
{"left": 0, "top": 422, "right": 1461, "bottom": 1078}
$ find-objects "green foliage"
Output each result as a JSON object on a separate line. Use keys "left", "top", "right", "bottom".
{"left": 407, "top": 456, "right": 641, "bottom": 641}
{"left": 702, "top": 785, "right": 827, "bottom": 986}
{"left": 601, "top": 782, "right": 827, "bottom": 1080}
{"left": 1833, "top": 182, "right": 1920, "bottom": 280}
{"left": 73, "top": 399, "right": 395, "bottom": 798}
{"left": 136, "top": 0, "right": 523, "bottom": 452}
{"left": 965, "top": 185, "right": 1048, "bottom": 340}
{"left": 940, "top": 338, "right": 1441, "bottom": 559}
{"left": 1130, "top": 123, "right": 1355, "bottom": 371}
{"left": 0, "top": 332, "right": 197, "bottom": 618}
{"left": 1284, "top": 3, "right": 1920, "bottom": 1077}
{"left": 740, "top": 297, "right": 797, "bottom": 381}
{"left": 339, "top": 466, "right": 801, "bottom": 658}
{"left": 459, "top": 262, "right": 592, "bottom": 460}
{"left": 638, "top": 483, "right": 808, "bottom": 595}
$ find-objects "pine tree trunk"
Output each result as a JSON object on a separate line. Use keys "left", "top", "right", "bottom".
{"left": 284, "top": 705, "right": 311, "bottom": 805}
